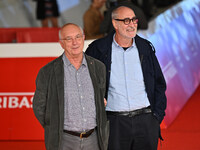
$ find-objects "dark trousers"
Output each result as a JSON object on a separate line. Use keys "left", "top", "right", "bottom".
{"left": 107, "top": 112, "right": 160, "bottom": 150}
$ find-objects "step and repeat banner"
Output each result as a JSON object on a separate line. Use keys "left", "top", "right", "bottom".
{"left": 139, "top": 0, "right": 200, "bottom": 128}
{"left": 0, "top": 57, "right": 56, "bottom": 140}
{"left": 0, "top": 0, "right": 200, "bottom": 140}
{"left": 0, "top": 43, "right": 63, "bottom": 140}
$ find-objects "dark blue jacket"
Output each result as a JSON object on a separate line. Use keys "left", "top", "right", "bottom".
{"left": 85, "top": 32, "right": 167, "bottom": 123}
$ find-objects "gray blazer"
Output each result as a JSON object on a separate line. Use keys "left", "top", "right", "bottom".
{"left": 33, "top": 54, "right": 109, "bottom": 150}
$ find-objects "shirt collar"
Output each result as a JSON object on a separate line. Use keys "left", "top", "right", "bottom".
{"left": 113, "top": 34, "right": 136, "bottom": 48}
{"left": 82, "top": 53, "right": 87, "bottom": 67}
{"left": 62, "top": 52, "right": 87, "bottom": 67}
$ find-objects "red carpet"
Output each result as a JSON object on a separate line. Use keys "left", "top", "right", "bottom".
{"left": 158, "top": 85, "right": 200, "bottom": 150}
{"left": 0, "top": 86, "right": 200, "bottom": 150}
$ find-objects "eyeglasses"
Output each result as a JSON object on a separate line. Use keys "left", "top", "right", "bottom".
{"left": 114, "top": 17, "right": 138, "bottom": 25}
{"left": 60, "top": 34, "right": 83, "bottom": 43}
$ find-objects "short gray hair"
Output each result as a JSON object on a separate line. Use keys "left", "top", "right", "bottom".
{"left": 59, "top": 23, "right": 84, "bottom": 39}
{"left": 111, "top": 7, "right": 119, "bottom": 19}
{"left": 111, "top": 6, "right": 132, "bottom": 19}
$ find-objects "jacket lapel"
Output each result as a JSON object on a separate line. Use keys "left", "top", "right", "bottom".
{"left": 85, "top": 54, "right": 99, "bottom": 102}
{"left": 54, "top": 55, "right": 64, "bottom": 129}
{"left": 85, "top": 54, "right": 97, "bottom": 89}
{"left": 135, "top": 35, "right": 147, "bottom": 75}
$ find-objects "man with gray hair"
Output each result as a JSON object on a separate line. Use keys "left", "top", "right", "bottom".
{"left": 33, "top": 23, "right": 109, "bottom": 150}
{"left": 100, "top": 0, "right": 148, "bottom": 35}
{"left": 86, "top": 6, "right": 167, "bottom": 150}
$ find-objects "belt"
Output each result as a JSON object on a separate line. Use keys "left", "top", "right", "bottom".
{"left": 63, "top": 128, "right": 94, "bottom": 139}
{"left": 106, "top": 107, "right": 152, "bottom": 117}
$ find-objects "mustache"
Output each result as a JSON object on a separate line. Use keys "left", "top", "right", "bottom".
{"left": 72, "top": 47, "right": 79, "bottom": 49}
{"left": 126, "top": 27, "right": 135, "bottom": 31}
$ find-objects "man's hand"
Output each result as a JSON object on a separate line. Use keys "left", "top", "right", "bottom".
{"left": 104, "top": 98, "right": 107, "bottom": 106}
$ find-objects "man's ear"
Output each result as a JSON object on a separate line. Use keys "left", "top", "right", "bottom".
{"left": 112, "top": 19, "right": 117, "bottom": 30}
{"left": 83, "top": 34, "right": 85, "bottom": 41}
{"left": 59, "top": 40, "right": 65, "bottom": 49}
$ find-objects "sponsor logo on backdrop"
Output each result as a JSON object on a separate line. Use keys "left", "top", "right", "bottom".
{"left": 0, "top": 92, "right": 34, "bottom": 109}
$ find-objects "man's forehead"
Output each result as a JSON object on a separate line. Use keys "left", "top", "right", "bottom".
{"left": 63, "top": 25, "right": 80, "bottom": 32}
{"left": 62, "top": 26, "right": 82, "bottom": 36}
{"left": 117, "top": 8, "right": 135, "bottom": 17}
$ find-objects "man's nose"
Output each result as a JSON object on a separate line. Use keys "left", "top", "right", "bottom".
{"left": 72, "top": 38, "right": 78, "bottom": 44}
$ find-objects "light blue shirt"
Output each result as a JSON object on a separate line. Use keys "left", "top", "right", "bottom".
{"left": 106, "top": 36, "right": 150, "bottom": 111}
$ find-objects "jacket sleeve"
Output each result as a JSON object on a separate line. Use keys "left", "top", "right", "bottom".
{"left": 85, "top": 42, "right": 99, "bottom": 59}
{"left": 33, "top": 68, "right": 48, "bottom": 127}
{"left": 151, "top": 49, "right": 167, "bottom": 123}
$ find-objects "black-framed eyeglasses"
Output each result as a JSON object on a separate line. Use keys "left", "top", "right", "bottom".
{"left": 114, "top": 17, "right": 138, "bottom": 25}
